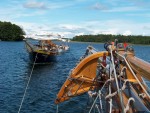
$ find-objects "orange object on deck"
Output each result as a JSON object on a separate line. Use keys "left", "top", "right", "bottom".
{"left": 123, "top": 42, "right": 128, "bottom": 48}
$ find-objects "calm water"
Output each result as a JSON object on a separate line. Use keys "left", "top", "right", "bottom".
{"left": 0, "top": 41, "right": 150, "bottom": 113}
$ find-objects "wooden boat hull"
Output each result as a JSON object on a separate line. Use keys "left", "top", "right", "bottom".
{"left": 55, "top": 51, "right": 109, "bottom": 104}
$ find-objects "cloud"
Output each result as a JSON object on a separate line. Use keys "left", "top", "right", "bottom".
{"left": 91, "top": 3, "right": 108, "bottom": 10}
{"left": 58, "top": 24, "right": 91, "bottom": 35}
{"left": 13, "top": 22, "right": 78, "bottom": 38}
{"left": 23, "top": 1, "right": 47, "bottom": 9}
{"left": 12, "top": 19, "right": 150, "bottom": 38}
{"left": 123, "top": 30, "right": 132, "bottom": 36}
{"left": 59, "top": 32, "right": 74, "bottom": 38}
{"left": 57, "top": 23, "right": 120, "bottom": 37}
{"left": 75, "top": 32, "right": 85, "bottom": 36}
{"left": 91, "top": 5, "right": 139, "bottom": 12}
{"left": 23, "top": 1, "right": 76, "bottom": 10}
{"left": 59, "top": 24, "right": 82, "bottom": 31}
{"left": 84, "top": 19, "right": 150, "bottom": 36}
{"left": 90, "top": 1, "right": 149, "bottom": 12}
{"left": 90, "top": 28, "right": 118, "bottom": 35}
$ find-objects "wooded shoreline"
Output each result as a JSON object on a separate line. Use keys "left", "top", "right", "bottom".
{"left": 72, "top": 34, "right": 150, "bottom": 45}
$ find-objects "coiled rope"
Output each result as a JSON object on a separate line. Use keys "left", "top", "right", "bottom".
{"left": 18, "top": 53, "right": 38, "bottom": 113}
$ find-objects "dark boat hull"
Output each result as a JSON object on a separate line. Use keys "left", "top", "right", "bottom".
{"left": 29, "top": 51, "right": 56, "bottom": 63}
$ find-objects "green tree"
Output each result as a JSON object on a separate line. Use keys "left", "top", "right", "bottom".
{"left": 0, "top": 21, "right": 25, "bottom": 41}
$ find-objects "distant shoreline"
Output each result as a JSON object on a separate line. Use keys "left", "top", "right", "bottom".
{"left": 0, "top": 40, "right": 149, "bottom": 46}
{"left": 70, "top": 40, "right": 103, "bottom": 44}
{"left": 70, "top": 41, "right": 150, "bottom": 46}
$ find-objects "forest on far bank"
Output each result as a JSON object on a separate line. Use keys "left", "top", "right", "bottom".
{"left": 0, "top": 21, "right": 25, "bottom": 41}
{"left": 72, "top": 34, "right": 150, "bottom": 45}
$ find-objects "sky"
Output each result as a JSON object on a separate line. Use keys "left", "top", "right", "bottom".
{"left": 0, "top": 0, "right": 150, "bottom": 38}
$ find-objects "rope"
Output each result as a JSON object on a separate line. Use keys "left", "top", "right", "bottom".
{"left": 109, "top": 62, "right": 112, "bottom": 113}
{"left": 105, "top": 79, "right": 130, "bottom": 99}
{"left": 88, "top": 78, "right": 112, "bottom": 113}
{"left": 98, "top": 91, "right": 103, "bottom": 113}
{"left": 124, "top": 97, "right": 135, "bottom": 113}
{"left": 116, "top": 52, "right": 150, "bottom": 99}
{"left": 18, "top": 53, "right": 38, "bottom": 113}
{"left": 56, "top": 104, "right": 59, "bottom": 113}
{"left": 109, "top": 46, "right": 125, "bottom": 112}
{"left": 95, "top": 104, "right": 101, "bottom": 113}
{"left": 88, "top": 91, "right": 99, "bottom": 113}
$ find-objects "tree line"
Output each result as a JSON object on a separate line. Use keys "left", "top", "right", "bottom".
{"left": 72, "top": 34, "right": 150, "bottom": 45}
{"left": 0, "top": 21, "right": 25, "bottom": 41}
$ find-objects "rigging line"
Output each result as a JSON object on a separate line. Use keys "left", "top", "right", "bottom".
{"left": 74, "top": 80, "right": 85, "bottom": 95}
{"left": 56, "top": 104, "right": 59, "bottom": 113}
{"left": 88, "top": 80, "right": 109, "bottom": 113}
{"left": 98, "top": 90, "right": 103, "bottom": 113}
{"left": 88, "top": 91, "right": 99, "bottom": 113}
{"left": 116, "top": 52, "right": 150, "bottom": 99}
{"left": 109, "top": 62, "right": 112, "bottom": 113}
{"left": 109, "top": 46, "right": 125, "bottom": 113}
{"left": 18, "top": 53, "right": 38, "bottom": 113}
{"left": 66, "top": 76, "right": 81, "bottom": 95}
{"left": 95, "top": 104, "right": 101, "bottom": 113}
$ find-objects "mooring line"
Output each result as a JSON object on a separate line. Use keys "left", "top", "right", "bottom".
{"left": 18, "top": 53, "right": 38, "bottom": 113}
{"left": 56, "top": 104, "right": 59, "bottom": 113}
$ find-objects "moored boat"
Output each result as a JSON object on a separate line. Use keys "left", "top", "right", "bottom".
{"left": 55, "top": 40, "right": 150, "bottom": 112}
{"left": 24, "top": 34, "right": 69, "bottom": 63}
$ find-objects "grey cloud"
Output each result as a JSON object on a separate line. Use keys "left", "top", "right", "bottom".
{"left": 51, "top": 24, "right": 92, "bottom": 35}
{"left": 23, "top": 1, "right": 47, "bottom": 9}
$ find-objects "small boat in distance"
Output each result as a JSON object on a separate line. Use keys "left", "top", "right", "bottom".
{"left": 24, "top": 34, "right": 69, "bottom": 63}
